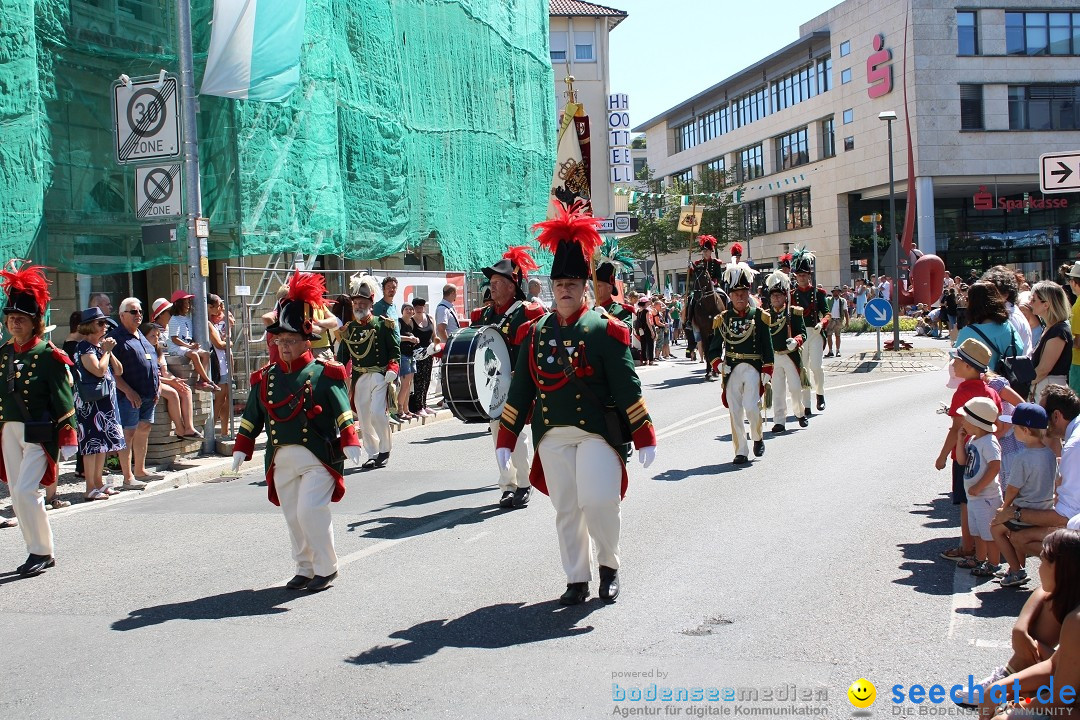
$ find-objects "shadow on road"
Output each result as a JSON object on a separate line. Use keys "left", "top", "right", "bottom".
{"left": 956, "top": 588, "right": 1031, "bottom": 619}
{"left": 652, "top": 462, "right": 749, "bottom": 481}
{"left": 346, "top": 505, "right": 503, "bottom": 540}
{"left": 409, "top": 430, "right": 489, "bottom": 445}
{"left": 347, "top": 599, "right": 599, "bottom": 665}
{"left": 374, "top": 487, "right": 495, "bottom": 511}
{"left": 910, "top": 494, "right": 957, "bottom": 530}
{"left": 893, "top": 538, "right": 959, "bottom": 596}
{"left": 112, "top": 587, "right": 310, "bottom": 631}
{"left": 648, "top": 374, "right": 717, "bottom": 390}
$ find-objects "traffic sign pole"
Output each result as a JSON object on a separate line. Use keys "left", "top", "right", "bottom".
{"left": 177, "top": 0, "right": 214, "bottom": 453}
{"left": 861, "top": 213, "right": 883, "bottom": 359}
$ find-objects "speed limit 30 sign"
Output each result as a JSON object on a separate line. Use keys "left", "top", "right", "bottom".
{"left": 113, "top": 76, "right": 181, "bottom": 164}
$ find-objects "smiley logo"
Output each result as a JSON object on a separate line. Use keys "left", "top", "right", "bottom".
{"left": 847, "top": 678, "right": 876, "bottom": 709}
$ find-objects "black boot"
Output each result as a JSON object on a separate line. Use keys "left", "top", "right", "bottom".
{"left": 498, "top": 490, "right": 514, "bottom": 508}
{"left": 16, "top": 554, "right": 54, "bottom": 577}
{"left": 373, "top": 451, "right": 390, "bottom": 468}
{"left": 771, "top": 424, "right": 785, "bottom": 433}
{"left": 559, "top": 582, "right": 589, "bottom": 605}
{"left": 285, "top": 574, "right": 312, "bottom": 590}
{"left": 732, "top": 455, "right": 749, "bottom": 465}
{"left": 753, "top": 440, "right": 765, "bottom": 457}
{"left": 511, "top": 487, "right": 532, "bottom": 508}
{"left": 305, "top": 571, "right": 338, "bottom": 592}
{"left": 798, "top": 415, "right": 809, "bottom": 428}
{"left": 599, "top": 566, "right": 620, "bottom": 603}
{"left": 816, "top": 394, "right": 826, "bottom": 411}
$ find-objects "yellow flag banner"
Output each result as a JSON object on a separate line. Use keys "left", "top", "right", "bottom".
{"left": 550, "top": 102, "right": 591, "bottom": 217}
{"left": 678, "top": 205, "right": 702, "bottom": 233}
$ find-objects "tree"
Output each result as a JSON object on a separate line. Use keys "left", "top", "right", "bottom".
{"left": 630, "top": 135, "right": 646, "bottom": 149}
{"left": 622, "top": 163, "right": 744, "bottom": 291}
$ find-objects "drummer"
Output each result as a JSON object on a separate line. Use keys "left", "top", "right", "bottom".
{"left": 474, "top": 247, "right": 546, "bottom": 509}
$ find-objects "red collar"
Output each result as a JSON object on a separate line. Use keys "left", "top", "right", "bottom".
{"left": 796, "top": 283, "right": 812, "bottom": 291}
{"left": 275, "top": 351, "right": 313, "bottom": 373}
{"left": 493, "top": 300, "right": 515, "bottom": 315}
{"left": 556, "top": 304, "right": 588, "bottom": 326}
{"left": 13, "top": 336, "right": 41, "bottom": 353}
{"left": 356, "top": 315, "right": 373, "bottom": 326}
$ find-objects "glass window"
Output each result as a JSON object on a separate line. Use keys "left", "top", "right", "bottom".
{"left": 574, "top": 30, "right": 595, "bottom": 62}
{"left": 1007, "top": 11, "right": 1080, "bottom": 55}
{"left": 770, "top": 56, "right": 831, "bottom": 114}
{"left": 781, "top": 189, "right": 812, "bottom": 230}
{"left": 1006, "top": 13, "right": 1025, "bottom": 55}
{"left": 671, "top": 168, "right": 693, "bottom": 188}
{"left": 960, "top": 85, "right": 983, "bottom": 130}
{"left": 550, "top": 31, "right": 568, "bottom": 62}
{"left": 839, "top": 40, "right": 850, "bottom": 57}
{"left": 775, "top": 127, "right": 809, "bottom": 170}
{"left": 742, "top": 200, "right": 766, "bottom": 239}
{"left": 841, "top": 68, "right": 852, "bottom": 84}
{"left": 843, "top": 108, "right": 853, "bottom": 124}
{"left": 737, "top": 144, "right": 764, "bottom": 182}
{"left": 958, "top": 11, "right": 978, "bottom": 55}
{"left": 844, "top": 136, "right": 855, "bottom": 151}
{"left": 1050, "top": 13, "right": 1071, "bottom": 55}
{"left": 822, "top": 117, "right": 835, "bottom": 158}
{"left": 1008, "top": 85, "right": 1080, "bottom": 130}
{"left": 1025, "top": 13, "right": 1048, "bottom": 55}
{"left": 702, "top": 157, "right": 725, "bottom": 191}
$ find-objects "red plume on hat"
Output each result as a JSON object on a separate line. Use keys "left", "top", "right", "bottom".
{"left": 0, "top": 261, "right": 51, "bottom": 316}
{"left": 532, "top": 201, "right": 603, "bottom": 258}
{"left": 697, "top": 234, "right": 717, "bottom": 249}
{"left": 779, "top": 252, "right": 793, "bottom": 265}
{"left": 285, "top": 269, "right": 326, "bottom": 307}
{"left": 502, "top": 246, "right": 539, "bottom": 279}
{"left": 730, "top": 243, "right": 744, "bottom": 257}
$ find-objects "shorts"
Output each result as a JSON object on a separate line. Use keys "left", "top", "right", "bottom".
{"left": 828, "top": 322, "right": 842, "bottom": 338}
{"left": 966, "top": 493, "right": 1002, "bottom": 542}
{"left": 951, "top": 460, "right": 967, "bottom": 505}
{"left": 399, "top": 354, "right": 415, "bottom": 377}
{"left": 117, "top": 394, "right": 156, "bottom": 429}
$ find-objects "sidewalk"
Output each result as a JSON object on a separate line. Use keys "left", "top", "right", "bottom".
{"left": 0, "top": 404, "right": 458, "bottom": 521}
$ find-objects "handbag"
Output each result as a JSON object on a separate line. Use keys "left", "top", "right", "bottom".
{"left": 5, "top": 346, "right": 54, "bottom": 443}
{"left": 75, "top": 348, "right": 111, "bottom": 403}
{"left": 549, "top": 319, "right": 632, "bottom": 453}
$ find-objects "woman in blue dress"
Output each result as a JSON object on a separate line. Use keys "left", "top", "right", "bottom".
{"left": 73, "top": 307, "right": 127, "bottom": 501}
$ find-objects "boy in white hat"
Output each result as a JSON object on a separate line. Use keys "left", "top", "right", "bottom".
{"left": 955, "top": 396, "right": 1004, "bottom": 577}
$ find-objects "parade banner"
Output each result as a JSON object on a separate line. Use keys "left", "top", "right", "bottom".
{"left": 200, "top": 0, "right": 305, "bottom": 102}
{"left": 549, "top": 102, "right": 591, "bottom": 217}
{"left": 677, "top": 205, "right": 702, "bottom": 233}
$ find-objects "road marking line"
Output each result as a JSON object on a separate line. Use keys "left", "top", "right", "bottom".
{"left": 947, "top": 568, "right": 981, "bottom": 641}
{"left": 464, "top": 531, "right": 491, "bottom": 544}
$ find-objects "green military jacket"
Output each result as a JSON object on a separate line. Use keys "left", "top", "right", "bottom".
{"left": 0, "top": 338, "right": 77, "bottom": 467}
{"left": 690, "top": 258, "right": 725, "bottom": 286}
{"left": 595, "top": 300, "right": 634, "bottom": 325}
{"left": 234, "top": 352, "right": 359, "bottom": 506}
{"left": 769, "top": 305, "right": 807, "bottom": 371}
{"left": 707, "top": 306, "right": 775, "bottom": 374}
{"left": 336, "top": 316, "right": 400, "bottom": 377}
{"left": 475, "top": 300, "right": 546, "bottom": 367}
{"left": 497, "top": 307, "right": 656, "bottom": 477}
{"left": 792, "top": 285, "right": 830, "bottom": 328}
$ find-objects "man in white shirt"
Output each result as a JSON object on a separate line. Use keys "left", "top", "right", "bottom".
{"left": 435, "top": 284, "right": 461, "bottom": 343}
{"left": 1001, "top": 385, "right": 1080, "bottom": 554}
{"left": 824, "top": 287, "right": 849, "bottom": 357}
{"left": 879, "top": 276, "right": 891, "bottom": 302}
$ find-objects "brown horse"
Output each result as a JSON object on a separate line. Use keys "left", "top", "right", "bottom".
{"left": 689, "top": 266, "right": 728, "bottom": 380}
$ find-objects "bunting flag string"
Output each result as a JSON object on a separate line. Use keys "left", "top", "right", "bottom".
{"left": 616, "top": 172, "right": 807, "bottom": 204}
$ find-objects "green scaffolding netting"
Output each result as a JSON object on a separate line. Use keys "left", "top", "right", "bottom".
{"left": 0, "top": 0, "right": 555, "bottom": 275}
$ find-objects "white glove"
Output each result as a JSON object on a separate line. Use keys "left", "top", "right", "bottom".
{"left": 785, "top": 338, "right": 798, "bottom": 351}
{"left": 414, "top": 342, "right": 437, "bottom": 362}
{"left": 60, "top": 445, "right": 77, "bottom": 461}
{"left": 383, "top": 370, "right": 398, "bottom": 385}
{"left": 495, "top": 448, "right": 512, "bottom": 471}
{"left": 638, "top": 446, "right": 656, "bottom": 468}
{"left": 813, "top": 322, "right": 822, "bottom": 332}
{"left": 231, "top": 451, "right": 245, "bottom": 473}
{"left": 344, "top": 445, "right": 362, "bottom": 467}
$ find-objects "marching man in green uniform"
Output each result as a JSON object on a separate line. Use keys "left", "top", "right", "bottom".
{"left": 337, "top": 275, "right": 399, "bottom": 469}
{"left": 708, "top": 262, "right": 773, "bottom": 465}
{"left": 0, "top": 263, "right": 78, "bottom": 577}
{"left": 232, "top": 271, "right": 362, "bottom": 592}
{"left": 790, "top": 248, "right": 830, "bottom": 415}
{"left": 764, "top": 269, "right": 809, "bottom": 433}
{"left": 475, "top": 246, "right": 546, "bottom": 509}
{"left": 593, "top": 261, "right": 633, "bottom": 324}
{"left": 496, "top": 202, "right": 657, "bottom": 605}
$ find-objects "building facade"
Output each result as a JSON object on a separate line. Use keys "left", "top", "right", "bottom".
{"left": 634, "top": 0, "right": 1080, "bottom": 291}
{"left": 549, "top": 0, "right": 628, "bottom": 221}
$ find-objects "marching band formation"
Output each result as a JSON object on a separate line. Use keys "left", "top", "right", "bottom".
{"left": 1, "top": 206, "right": 830, "bottom": 602}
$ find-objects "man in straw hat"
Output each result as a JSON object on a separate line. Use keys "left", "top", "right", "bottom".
{"left": 496, "top": 202, "right": 657, "bottom": 605}
{"left": 791, "top": 247, "right": 830, "bottom": 415}
{"left": 337, "top": 274, "right": 399, "bottom": 469}
{"left": 708, "top": 262, "right": 773, "bottom": 464}
{"left": 476, "top": 246, "right": 546, "bottom": 509}
{"left": 0, "top": 262, "right": 78, "bottom": 577}
{"left": 764, "top": 269, "right": 808, "bottom": 433}
{"left": 232, "top": 271, "right": 361, "bottom": 592}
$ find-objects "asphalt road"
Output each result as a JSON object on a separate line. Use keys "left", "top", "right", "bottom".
{"left": 0, "top": 334, "right": 1031, "bottom": 719}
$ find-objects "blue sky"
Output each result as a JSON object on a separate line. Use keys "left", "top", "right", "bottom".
{"left": 607, "top": 0, "right": 841, "bottom": 129}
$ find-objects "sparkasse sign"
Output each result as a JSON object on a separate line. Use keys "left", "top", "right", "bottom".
{"left": 972, "top": 186, "right": 1069, "bottom": 213}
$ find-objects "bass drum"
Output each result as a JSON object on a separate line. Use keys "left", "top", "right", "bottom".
{"left": 440, "top": 325, "right": 513, "bottom": 423}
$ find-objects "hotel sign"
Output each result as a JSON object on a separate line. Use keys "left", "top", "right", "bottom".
{"left": 973, "top": 186, "right": 1069, "bottom": 212}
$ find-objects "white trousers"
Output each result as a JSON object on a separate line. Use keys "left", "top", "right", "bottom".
{"left": 772, "top": 353, "right": 805, "bottom": 424}
{"left": 273, "top": 445, "right": 337, "bottom": 578}
{"left": 800, "top": 328, "right": 825, "bottom": 408}
{"left": 490, "top": 419, "right": 531, "bottom": 490}
{"left": 2, "top": 422, "right": 53, "bottom": 556}
{"left": 725, "top": 362, "right": 762, "bottom": 458}
{"left": 537, "top": 427, "right": 621, "bottom": 583}
{"left": 353, "top": 372, "right": 391, "bottom": 456}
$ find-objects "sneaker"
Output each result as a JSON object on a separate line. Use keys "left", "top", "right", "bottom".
{"left": 1000, "top": 570, "right": 1029, "bottom": 587}
{"left": 956, "top": 666, "right": 1010, "bottom": 708}
{"left": 972, "top": 561, "right": 998, "bottom": 577}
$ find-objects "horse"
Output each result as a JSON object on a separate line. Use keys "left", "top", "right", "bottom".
{"left": 689, "top": 265, "right": 728, "bottom": 380}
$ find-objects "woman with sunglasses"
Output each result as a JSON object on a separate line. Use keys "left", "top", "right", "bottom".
{"left": 73, "top": 307, "right": 126, "bottom": 501}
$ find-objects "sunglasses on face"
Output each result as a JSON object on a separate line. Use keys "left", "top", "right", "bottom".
{"left": 125, "top": 309, "right": 142, "bottom": 315}
{"left": 96, "top": 320, "right": 109, "bottom": 326}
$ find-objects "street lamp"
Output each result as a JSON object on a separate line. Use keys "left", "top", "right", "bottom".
{"left": 878, "top": 110, "right": 901, "bottom": 351}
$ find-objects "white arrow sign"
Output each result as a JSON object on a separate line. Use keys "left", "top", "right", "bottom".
{"left": 870, "top": 305, "right": 888, "bottom": 324}
{"left": 1040, "top": 151, "right": 1080, "bottom": 194}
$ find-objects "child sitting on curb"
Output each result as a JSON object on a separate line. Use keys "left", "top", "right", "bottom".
{"left": 937, "top": 338, "right": 1003, "bottom": 563}
{"left": 992, "top": 402, "right": 1058, "bottom": 587}
{"left": 956, "top": 396, "right": 1004, "bottom": 576}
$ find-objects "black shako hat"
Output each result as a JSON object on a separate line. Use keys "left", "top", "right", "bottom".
{"left": 266, "top": 270, "right": 326, "bottom": 341}
{"left": 594, "top": 261, "right": 619, "bottom": 297}
{"left": 534, "top": 202, "right": 603, "bottom": 282}
{"left": 1, "top": 263, "right": 51, "bottom": 319}
{"left": 482, "top": 246, "right": 539, "bottom": 302}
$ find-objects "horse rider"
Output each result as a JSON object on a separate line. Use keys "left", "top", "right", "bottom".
{"left": 686, "top": 235, "right": 727, "bottom": 368}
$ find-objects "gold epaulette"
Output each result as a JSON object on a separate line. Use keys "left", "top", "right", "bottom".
{"left": 792, "top": 306, "right": 804, "bottom": 316}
